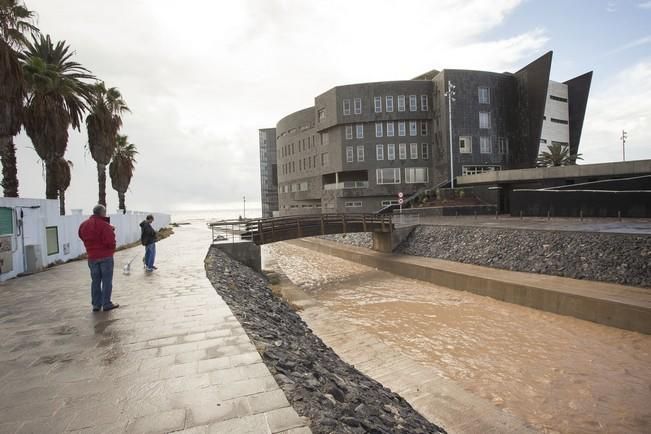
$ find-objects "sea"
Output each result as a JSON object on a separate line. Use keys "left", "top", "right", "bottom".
{"left": 169, "top": 208, "right": 263, "bottom": 225}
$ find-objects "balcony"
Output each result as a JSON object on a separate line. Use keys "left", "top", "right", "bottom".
{"left": 323, "top": 181, "right": 369, "bottom": 190}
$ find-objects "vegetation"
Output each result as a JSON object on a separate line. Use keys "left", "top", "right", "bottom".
{"left": 536, "top": 142, "right": 583, "bottom": 167}
{"left": 109, "top": 134, "right": 137, "bottom": 213}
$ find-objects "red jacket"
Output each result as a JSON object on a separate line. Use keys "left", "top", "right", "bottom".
{"left": 78, "top": 215, "right": 116, "bottom": 260}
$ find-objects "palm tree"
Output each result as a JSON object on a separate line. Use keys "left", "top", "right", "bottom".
{"left": 86, "top": 82, "right": 130, "bottom": 207}
{"left": 536, "top": 142, "right": 583, "bottom": 167}
{"left": 21, "top": 34, "right": 94, "bottom": 201}
{"left": 109, "top": 134, "right": 137, "bottom": 213}
{"left": 0, "top": 0, "right": 38, "bottom": 197}
{"left": 53, "top": 157, "right": 72, "bottom": 215}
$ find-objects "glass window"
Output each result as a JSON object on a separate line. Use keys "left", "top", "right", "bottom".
{"left": 356, "top": 124, "right": 364, "bottom": 139}
{"left": 479, "top": 112, "right": 491, "bottom": 129}
{"left": 381, "top": 200, "right": 400, "bottom": 206}
{"left": 409, "top": 95, "right": 417, "bottom": 111}
{"left": 46, "top": 226, "right": 59, "bottom": 255}
{"left": 462, "top": 165, "right": 501, "bottom": 176}
{"left": 374, "top": 97, "right": 382, "bottom": 113}
{"left": 409, "top": 121, "right": 417, "bottom": 136}
{"left": 420, "top": 95, "right": 428, "bottom": 111}
{"left": 386, "top": 122, "right": 394, "bottom": 137}
{"left": 421, "top": 143, "right": 429, "bottom": 160}
{"left": 386, "top": 96, "right": 394, "bottom": 112}
{"left": 420, "top": 121, "right": 428, "bottom": 136}
{"left": 357, "top": 145, "right": 364, "bottom": 162}
{"left": 387, "top": 144, "right": 395, "bottom": 160}
{"left": 343, "top": 99, "right": 351, "bottom": 115}
{"left": 345, "top": 125, "right": 353, "bottom": 140}
{"left": 399, "top": 143, "right": 407, "bottom": 160}
{"left": 398, "top": 122, "right": 406, "bottom": 136}
{"left": 321, "top": 132, "right": 329, "bottom": 145}
{"left": 318, "top": 109, "right": 326, "bottom": 121}
{"left": 498, "top": 137, "right": 507, "bottom": 154}
{"left": 459, "top": 136, "right": 472, "bottom": 153}
{"left": 354, "top": 98, "right": 362, "bottom": 114}
{"left": 375, "top": 122, "right": 383, "bottom": 137}
{"left": 344, "top": 201, "right": 363, "bottom": 208}
{"left": 376, "top": 168, "right": 401, "bottom": 184}
{"left": 480, "top": 136, "right": 491, "bottom": 153}
{"left": 346, "top": 146, "right": 354, "bottom": 162}
{"left": 410, "top": 143, "right": 418, "bottom": 159}
{"left": 321, "top": 152, "right": 329, "bottom": 166}
{"left": 405, "top": 167, "right": 429, "bottom": 184}
{"left": 397, "top": 95, "right": 405, "bottom": 112}
{"left": 478, "top": 87, "right": 490, "bottom": 104}
{"left": 376, "top": 144, "right": 384, "bottom": 161}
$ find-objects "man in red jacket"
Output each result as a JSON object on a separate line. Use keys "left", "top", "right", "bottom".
{"left": 78, "top": 205, "right": 119, "bottom": 312}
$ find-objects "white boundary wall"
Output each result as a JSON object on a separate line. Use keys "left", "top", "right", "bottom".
{"left": 0, "top": 197, "right": 170, "bottom": 282}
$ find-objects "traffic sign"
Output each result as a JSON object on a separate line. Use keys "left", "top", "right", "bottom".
{"left": 398, "top": 192, "right": 404, "bottom": 198}
{"left": 398, "top": 198, "right": 404, "bottom": 204}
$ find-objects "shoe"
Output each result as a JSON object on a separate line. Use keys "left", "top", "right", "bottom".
{"left": 145, "top": 268, "right": 153, "bottom": 273}
{"left": 103, "top": 303, "right": 120, "bottom": 311}
{"left": 151, "top": 266, "right": 158, "bottom": 270}
{"left": 92, "top": 306, "right": 101, "bottom": 312}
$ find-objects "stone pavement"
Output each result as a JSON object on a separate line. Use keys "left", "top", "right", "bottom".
{"left": 0, "top": 224, "right": 310, "bottom": 434}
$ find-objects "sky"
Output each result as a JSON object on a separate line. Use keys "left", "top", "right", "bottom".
{"left": 10, "top": 0, "right": 651, "bottom": 214}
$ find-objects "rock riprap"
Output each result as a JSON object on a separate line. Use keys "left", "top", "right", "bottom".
{"left": 205, "top": 247, "right": 445, "bottom": 434}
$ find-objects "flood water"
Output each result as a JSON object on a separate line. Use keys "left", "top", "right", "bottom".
{"left": 264, "top": 242, "right": 651, "bottom": 434}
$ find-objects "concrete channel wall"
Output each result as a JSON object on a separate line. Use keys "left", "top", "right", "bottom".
{"left": 292, "top": 238, "right": 651, "bottom": 335}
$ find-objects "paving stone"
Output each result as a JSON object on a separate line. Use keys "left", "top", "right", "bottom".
{"left": 187, "top": 396, "right": 251, "bottom": 426}
{"left": 125, "top": 408, "right": 186, "bottom": 433}
{"left": 265, "top": 407, "right": 309, "bottom": 433}
{"left": 206, "top": 413, "right": 270, "bottom": 434}
{"left": 247, "top": 389, "right": 291, "bottom": 415}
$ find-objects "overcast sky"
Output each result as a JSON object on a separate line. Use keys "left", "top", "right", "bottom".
{"left": 11, "top": 0, "right": 651, "bottom": 214}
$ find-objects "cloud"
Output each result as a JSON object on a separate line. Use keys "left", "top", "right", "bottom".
{"left": 605, "top": 35, "right": 651, "bottom": 55}
{"left": 11, "top": 0, "right": 553, "bottom": 214}
{"left": 638, "top": 1, "right": 651, "bottom": 9}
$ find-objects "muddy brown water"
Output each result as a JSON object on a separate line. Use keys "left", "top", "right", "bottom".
{"left": 263, "top": 242, "right": 651, "bottom": 434}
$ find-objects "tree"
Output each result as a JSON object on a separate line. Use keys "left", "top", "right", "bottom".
{"left": 0, "top": 0, "right": 38, "bottom": 197}
{"left": 21, "top": 34, "right": 94, "bottom": 202}
{"left": 536, "top": 142, "right": 583, "bottom": 167}
{"left": 109, "top": 134, "right": 137, "bottom": 213}
{"left": 53, "top": 157, "right": 72, "bottom": 215}
{"left": 86, "top": 82, "right": 130, "bottom": 207}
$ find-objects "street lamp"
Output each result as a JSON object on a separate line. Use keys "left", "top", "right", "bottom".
{"left": 620, "top": 130, "right": 627, "bottom": 161}
{"left": 243, "top": 196, "right": 246, "bottom": 219}
{"left": 445, "top": 81, "right": 456, "bottom": 188}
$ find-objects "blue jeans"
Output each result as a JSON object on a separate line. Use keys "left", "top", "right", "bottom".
{"left": 144, "top": 243, "right": 156, "bottom": 269}
{"left": 88, "top": 257, "right": 114, "bottom": 308}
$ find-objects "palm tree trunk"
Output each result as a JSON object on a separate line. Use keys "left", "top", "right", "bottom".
{"left": 45, "top": 161, "right": 58, "bottom": 200}
{"left": 118, "top": 191, "right": 126, "bottom": 213}
{"left": 97, "top": 163, "right": 107, "bottom": 207}
{"left": 0, "top": 135, "right": 19, "bottom": 197}
{"left": 58, "top": 189, "right": 66, "bottom": 215}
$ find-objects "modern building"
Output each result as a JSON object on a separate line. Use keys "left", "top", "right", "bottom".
{"left": 258, "top": 128, "right": 278, "bottom": 217}
{"left": 261, "top": 51, "right": 592, "bottom": 215}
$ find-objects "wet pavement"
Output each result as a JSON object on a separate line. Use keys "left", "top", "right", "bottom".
{"left": 265, "top": 242, "right": 651, "bottom": 434}
{"left": 0, "top": 224, "right": 309, "bottom": 434}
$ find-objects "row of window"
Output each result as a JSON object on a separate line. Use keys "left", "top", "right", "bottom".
{"left": 280, "top": 133, "right": 329, "bottom": 159}
{"left": 458, "top": 136, "right": 508, "bottom": 154}
{"left": 376, "top": 167, "right": 429, "bottom": 184}
{"left": 345, "top": 143, "right": 429, "bottom": 163}
{"left": 343, "top": 95, "right": 429, "bottom": 115}
{"left": 549, "top": 95, "right": 568, "bottom": 103}
{"left": 461, "top": 165, "right": 501, "bottom": 176}
{"left": 281, "top": 153, "right": 329, "bottom": 175}
{"left": 345, "top": 121, "right": 429, "bottom": 139}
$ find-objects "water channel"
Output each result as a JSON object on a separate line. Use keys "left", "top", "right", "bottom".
{"left": 263, "top": 241, "right": 651, "bottom": 434}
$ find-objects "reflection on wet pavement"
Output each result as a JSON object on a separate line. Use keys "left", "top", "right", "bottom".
{"left": 265, "top": 242, "right": 651, "bottom": 434}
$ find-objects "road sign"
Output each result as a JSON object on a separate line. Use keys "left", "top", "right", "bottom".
{"left": 398, "top": 198, "right": 404, "bottom": 204}
{"left": 398, "top": 192, "right": 404, "bottom": 198}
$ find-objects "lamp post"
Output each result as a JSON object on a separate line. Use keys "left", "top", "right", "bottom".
{"left": 620, "top": 130, "right": 627, "bottom": 161}
{"left": 445, "top": 81, "right": 456, "bottom": 188}
{"left": 243, "top": 196, "right": 246, "bottom": 219}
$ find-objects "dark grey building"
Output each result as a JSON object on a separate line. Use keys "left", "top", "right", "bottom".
{"left": 258, "top": 128, "right": 278, "bottom": 217}
{"left": 263, "top": 51, "right": 591, "bottom": 216}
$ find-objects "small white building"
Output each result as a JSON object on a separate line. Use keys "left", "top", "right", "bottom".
{"left": 539, "top": 80, "right": 570, "bottom": 155}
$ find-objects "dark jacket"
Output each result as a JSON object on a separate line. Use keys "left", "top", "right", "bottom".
{"left": 78, "top": 215, "right": 116, "bottom": 260}
{"left": 140, "top": 220, "right": 156, "bottom": 246}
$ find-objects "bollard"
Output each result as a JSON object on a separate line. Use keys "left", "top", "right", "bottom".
{"left": 520, "top": 210, "right": 523, "bottom": 220}
{"left": 547, "top": 209, "right": 551, "bottom": 221}
{"left": 618, "top": 210, "right": 622, "bottom": 221}
{"left": 580, "top": 209, "right": 583, "bottom": 222}
{"left": 495, "top": 210, "right": 498, "bottom": 220}
{"left": 474, "top": 211, "right": 477, "bottom": 220}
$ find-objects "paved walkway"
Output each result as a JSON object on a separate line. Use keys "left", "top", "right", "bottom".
{"left": 0, "top": 224, "right": 310, "bottom": 434}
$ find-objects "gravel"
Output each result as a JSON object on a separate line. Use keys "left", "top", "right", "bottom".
{"left": 318, "top": 233, "right": 373, "bottom": 249}
{"left": 205, "top": 247, "right": 445, "bottom": 434}
{"left": 396, "top": 225, "right": 651, "bottom": 288}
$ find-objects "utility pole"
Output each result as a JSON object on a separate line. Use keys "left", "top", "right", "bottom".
{"left": 445, "top": 81, "right": 456, "bottom": 188}
{"left": 243, "top": 196, "right": 246, "bottom": 219}
{"left": 620, "top": 130, "right": 627, "bottom": 161}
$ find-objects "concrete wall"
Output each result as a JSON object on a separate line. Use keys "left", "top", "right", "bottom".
{"left": 0, "top": 198, "right": 170, "bottom": 281}
{"left": 211, "top": 242, "right": 261, "bottom": 272}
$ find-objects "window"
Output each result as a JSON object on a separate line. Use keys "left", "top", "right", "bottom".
{"left": 318, "top": 109, "right": 326, "bottom": 121}
{"left": 421, "top": 95, "right": 428, "bottom": 111}
{"left": 399, "top": 143, "right": 407, "bottom": 160}
{"left": 356, "top": 124, "right": 364, "bottom": 139}
{"left": 478, "top": 87, "right": 490, "bottom": 104}
{"left": 291, "top": 183, "right": 298, "bottom": 192}
{"left": 397, "top": 95, "right": 405, "bottom": 112}
{"left": 409, "top": 95, "right": 417, "bottom": 111}
{"left": 376, "top": 168, "right": 401, "bottom": 184}
{"left": 0, "top": 207, "right": 14, "bottom": 236}
{"left": 321, "top": 152, "right": 329, "bottom": 166}
{"left": 46, "top": 226, "right": 59, "bottom": 255}
{"left": 386, "top": 122, "right": 395, "bottom": 137}
{"left": 343, "top": 99, "right": 351, "bottom": 115}
{"left": 540, "top": 138, "right": 548, "bottom": 144}
{"left": 354, "top": 97, "right": 362, "bottom": 114}
{"left": 381, "top": 200, "right": 400, "bottom": 206}
{"left": 357, "top": 145, "right": 364, "bottom": 162}
{"left": 387, "top": 144, "right": 395, "bottom": 160}
{"left": 405, "top": 167, "right": 429, "bottom": 184}
{"left": 498, "top": 137, "right": 507, "bottom": 154}
{"left": 421, "top": 143, "right": 429, "bottom": 160}
{"left": 344, "top": 201, "right": 363, "bottom": 208}
{"left": 420, "top": 121, "right": 428, "bottom": 136}
{"left": 300, "top": 182, "right": 308, "bottom": 191}
{"left": 345, "top": 125, "right": 353, "bottom": 140}
{"left": 386, "top": 96, "right": 394, "bottom": 112}
{"left": 462, "top": 165, "right": 501, "bottom": 176}
{"left": 479, "top": 112, "right": 491, "bottom": 129}
{"left": 550, "top": 118, "right": 569, "bottom": 125}
{"left": 376, "top": 144, "right": 384, "bottom": 161}
{"left": 410, "top": 143, "right": 418, "bottom": 159}
{"left": 398, "top": 121, "right": 406, "bottom": 136}
{"left": 480, "top": 136, "right": 491, "bottom": 153}
{"left": 374, "top": 97, "right": 382, "bottom": 113}
{"left": 375, "top": 122, "right": 383, "bottom": 137}
{"left": 459, "top": 136, "right": 472, "bottom": 153}
{"left": 299, "top": 159, "right": 302, "bottom": 171}
{"left": 550, "top": 95, "right": 568, "bottom": 102}
{"left": 321, "top": 132, "right": 329, "bottom": 145}
{"left": 346, "top": 146, "right": 354, "bottom": 162}
{"left": 409, "top": 121, "right": 417, "bottom": 136}
{"left": 552, "top": 141, "right": 569, "bottom": 147}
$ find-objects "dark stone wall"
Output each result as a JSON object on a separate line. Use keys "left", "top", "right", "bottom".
{"left": 510, "top": 190, "right": 651, "bottom": 217}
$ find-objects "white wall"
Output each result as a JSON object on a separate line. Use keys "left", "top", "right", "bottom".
{"left": 539, "top": 80, "right": 570, "bottom": 155}
{"left": 0, "top": 197, "right": 170, "bottom": 282}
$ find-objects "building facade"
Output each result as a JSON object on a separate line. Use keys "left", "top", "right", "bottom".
{"left": 262, "top": 51, "right": 591, "bottom": 215}
{"left": 258, "top": 128, "right": 278, "bottom": 217}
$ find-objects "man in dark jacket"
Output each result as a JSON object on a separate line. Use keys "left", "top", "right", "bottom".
{"left": 78, "top": 205, "right": 119, "bottom": 312}
{"left": 140, "top": 215, "right": 157, "bottom": 272}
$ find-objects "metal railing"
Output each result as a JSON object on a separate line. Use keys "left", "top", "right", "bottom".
{"left": 323, "top": 181, "right": 369, "bottom": 190}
